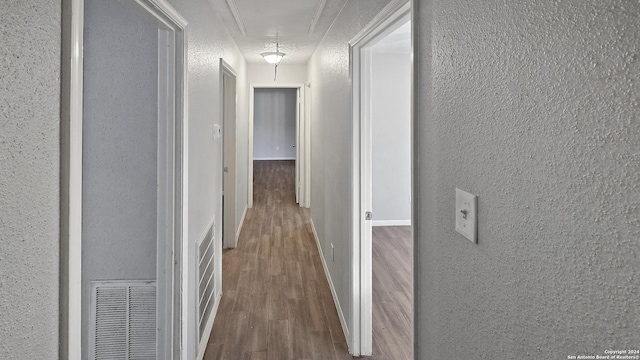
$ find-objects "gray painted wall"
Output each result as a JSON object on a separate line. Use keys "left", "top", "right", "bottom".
{"left": 371, "top": 51, "right": 411, "bottom": 224}
{"left": 414, "top": 0, "right": 640, "bottom": 358}
{"left": 253, "top": 88, "right": 297, "bottom": 160}
{"left": 0, "top": 1, "right": 61, "bottom": 358}
{"left": 307, "top": 0, "right": 400, "bottom": 346}
{"left": 81, "top": 1, "right": 158, "bottom": 358}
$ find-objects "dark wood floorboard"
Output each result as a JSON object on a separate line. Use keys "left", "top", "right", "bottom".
{"left": 204, "top": 160, "right": 412, "bottom": 360}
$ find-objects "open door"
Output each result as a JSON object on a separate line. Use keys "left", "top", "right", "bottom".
{"left": 350, "top": 2, "right": 411, "bottom": 356}
{"left": 222, "top": 61, "right": 237, "bottom": 249}
{"left": 64, "top": 1, "right": 186, "bottom": 359}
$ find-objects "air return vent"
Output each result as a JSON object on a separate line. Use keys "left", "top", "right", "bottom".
{"left": 90, "top": 280, "right": 157, "bottom": 360}
{"left": 198, "top": 221, "right": 215, "bottom": 341}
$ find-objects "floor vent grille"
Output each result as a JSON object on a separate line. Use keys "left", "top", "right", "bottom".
{"left": 90, "top": 280, "right": 157, "bottom": 360}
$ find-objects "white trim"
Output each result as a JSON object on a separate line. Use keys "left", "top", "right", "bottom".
{"left": 64, "top": 1, "right": 84, "bottom": 358}
{"left": 304, "top": 83, "right": 312, "bottom": 208}
{"left": 295, "top": 88, "right": 300, "bottom": 204}
{"left": 179, "top": 20, "right": 190, "bottom": 360}
{"left": 308, "top": 0, "right": 327, "bottom": 36}
{"left": 236, "top": 204, "right": 248, "bottom": 242}
{"left": 248, "top": 83, "right": 307, "bottom": 209}
{"left": 156, "top": 26, "right": 175, "bottom": 360}
{"left": 310, "top": 219, "right": 350, "bottom": 343}
{"left": 349, "top": 0, "right": 409, "bottom": 46}
{"left": 372, "top": 220, "right": 412, "bottom": 227}
{"left": 349, "top": 1, "right": 411, "bottom": 356}
{"left": 253, "top": 157, "right": 296, "bottom": 161}
{"left": 225, "top": 0, "right": 248, "bottom": 36}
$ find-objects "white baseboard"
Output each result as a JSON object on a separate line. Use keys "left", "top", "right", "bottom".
{"left": 372, "top": 219, "right": 411, "bottom": 227}
{"left": 236, "top": 204, "right": 248, "bottom": 242}
{"left": 253, "top": 157, "right": 295, "bottom": 161}
{"left": 310, "top": 219, "right": 350, "bottom": 345}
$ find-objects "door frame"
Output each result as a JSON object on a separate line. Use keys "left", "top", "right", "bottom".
{"left": 248, "top": 83, "right": 308, "bottom": 208}
{"left": 220, "top": 59, "right": 238, "bottom": 248}
{"left": 60, "top": 1, "right": 188, "bottom": 359}
{"left": 349, "top": 0, "right": 411, "bottom": 355}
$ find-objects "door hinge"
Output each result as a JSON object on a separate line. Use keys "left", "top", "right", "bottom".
{"left": 223, "top": 166, "right": 229, "bottom": 173}
{"left": 365, "top": 211, "right": 372, "bottom": 220}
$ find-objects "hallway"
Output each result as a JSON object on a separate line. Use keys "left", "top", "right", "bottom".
{"left": 205, "top": 160, "right": 352, "bottom": 360}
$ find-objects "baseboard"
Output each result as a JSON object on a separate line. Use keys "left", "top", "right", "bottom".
{"left": 372, "top": 219, "right": 411, "bottom": 227}
{"left": 310, "top": 219, "right": 350, "bottom": 346}
{"left": 196, "top": 290, "right": 221, "bottom": 360}
{"left": 236, "top": 204, "right": 248, "bottom": 243}
{"left": 253, "top": 157, "right": 295, "bottom": 161}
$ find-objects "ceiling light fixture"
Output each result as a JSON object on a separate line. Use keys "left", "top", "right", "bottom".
{"left": 261, "top": 52, "right": 284, "bottom": 64}
{"left": 261, "top": 33, "right": 285, "bottom": 80}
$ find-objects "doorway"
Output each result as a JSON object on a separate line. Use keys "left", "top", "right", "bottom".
{"left": 248, "top": 84, "right": 309, "bottom": 208}
{"left": 61, "top": 0, "right": 187, "bottom": 359}
{"left": 350, "top": 2, "right": 412, "bottom": 356}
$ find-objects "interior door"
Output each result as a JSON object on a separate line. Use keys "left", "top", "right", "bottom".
{"left": 222, "top": 69, "right": 237, "bottom": 248}
{"left": 82, "top": 0, "right": 162, "bottom": 358}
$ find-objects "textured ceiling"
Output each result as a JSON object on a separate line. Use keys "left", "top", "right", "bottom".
{"left": 209, "top": 0, "right": 349, "bottom": 64}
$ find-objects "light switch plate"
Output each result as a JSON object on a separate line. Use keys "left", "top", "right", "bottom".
{"left": 455, "top": 188, "right": 477, "bottom": 243}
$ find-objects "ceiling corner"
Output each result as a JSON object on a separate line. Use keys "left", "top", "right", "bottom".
{"left": 307, "top": 0, "right": 328, "bottom": 36}
{"left": 225, "top": 0, "right": 247, "bottom": 36}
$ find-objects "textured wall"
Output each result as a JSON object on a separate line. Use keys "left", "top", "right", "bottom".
{"left": 253, "top": 88, "right": 297, "bottom": 160}
{"left": 163, "top": 0, "right": 248, "bottom": 357}
{"left": 371, "top": 51, "right": 411, "bottom": 224}
{"left": 415, "top": 0, "right": 640, "bottom": 358}
{"left": 81, "top": 1, "right": 158, "bottom": 358}
{"left": 307, "top": 0, "right": 398, "bottom": 346}
{"left": 0, "top": 1, "right": 61, "bottom": 358}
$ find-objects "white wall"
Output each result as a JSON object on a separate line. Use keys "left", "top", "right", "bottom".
{"left": 414, "top": 0, "right": 640, "bottom": 358}
{"left": 0, "top": 1, "right": 60, "bottom": 358}
{"left": 253, "top": 88, "right": 297, "bottom": 160}
{"left": 81, "top": 1, "right": 159, "bottom": 358}
{"left": 247, "top": 63, "right": 308, "bottom": 84}
{"left": 307, "top": 0, "right": 401, "bottom": 348}
{"left": 371, "top": 50, "right": 411, "bottom": 225}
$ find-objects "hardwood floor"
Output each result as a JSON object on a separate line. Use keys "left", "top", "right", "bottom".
{"left": 204, "top": 160, "right": 412, "bottom": 360}
{"left": 371, "top": 226, "right": 413, "bottom": 360}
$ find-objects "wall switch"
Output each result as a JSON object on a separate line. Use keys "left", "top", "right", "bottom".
{"left": 276, "top": 146, "right": 280, "bottom": 151}
{"left": 455, "top": 188, "right": 477, "bottom": 243}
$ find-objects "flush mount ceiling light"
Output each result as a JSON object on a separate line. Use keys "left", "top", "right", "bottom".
{"left": 262, "top": 33, "right": 285, "bottom": 80}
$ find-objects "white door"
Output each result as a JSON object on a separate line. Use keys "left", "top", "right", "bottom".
{"left": 222, "top": 68, "right": 237, "bottom": 248}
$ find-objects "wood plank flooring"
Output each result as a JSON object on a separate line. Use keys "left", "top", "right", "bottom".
{"left": 204, "top": 160, "right": 412, "bottom": 360}
{"left": 371, "top": 226, "right": 413, "bottom": 360}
